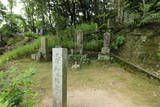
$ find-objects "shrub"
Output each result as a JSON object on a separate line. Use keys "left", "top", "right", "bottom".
{"left": 62, "top": 41, "right": 75, "bottom": 49}
{"left": 59, "top": 23, "right": 98, "bottom": 42}
{"left": 140, "top": 12, "right": 160, "bottom": 25}
{"left": 0, "top": 23, "right": 20, "bottom": 36}
{"left": 75, "top": 23, "right": 98, "bottom": 33}
{"left": 0, "top": 67, "right": 35, "bottom": 107}
{"left": 111, "top": 35, "right": 125, "bottom": 50}
{"left": 84, "top": 40, "right": 103, "bottom": 51}
{"left": 24, "top": 32, "right": 40, "bottom": 38}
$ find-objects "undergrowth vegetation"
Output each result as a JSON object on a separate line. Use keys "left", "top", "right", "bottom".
{"left": 84, "top": 40, "right": 103, "bottom": 51}
{"left": 111, "top": 35, "right": 125, "bottom": 50}
{"left": 0, "top": 23, "right": 98, "bottom": 67}
{"left": 0, "top": 36, "right": 56, "bottom": 67}
{"left": 24, "top": 32, "right": 40, "bottom": 38}
{"left": 0, "top": 67, "right": 36, "bottom": 107}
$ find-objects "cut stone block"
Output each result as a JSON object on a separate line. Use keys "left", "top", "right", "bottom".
{"left": 52, "top": 48, "right": 68, "bottom": 107}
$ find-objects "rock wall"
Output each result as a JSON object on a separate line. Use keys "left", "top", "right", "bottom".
{"left": 116, "top": 24, "right": 160, "bottom": 74}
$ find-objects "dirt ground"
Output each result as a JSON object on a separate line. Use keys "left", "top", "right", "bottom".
{"left": 39, "top": 89, "right": 151, "bottom": 107}
{"left": 6, "top": 59, "right": 160, "bottom": 107}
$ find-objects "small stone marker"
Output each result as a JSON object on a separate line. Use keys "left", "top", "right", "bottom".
{"left": 75, "top": 30, "right": 83, "bottom": 54}
{"left": 70, "top": 49, "right": 74, "bottom": 55}
{"left": 52, "top": 48, "right": 68, "bottom": 107}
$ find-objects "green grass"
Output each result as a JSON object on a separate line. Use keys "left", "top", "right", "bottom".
{"left": 0, "top": 36, "right": 56, "bottom": 67}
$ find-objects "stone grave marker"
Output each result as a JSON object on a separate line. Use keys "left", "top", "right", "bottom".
{"left": 52, "top": 48, "right": 68, "bottom": 107}
{"left": 31, "top": 37, "right": 48, "bottom": 61}
{"left": 101, "top": 32, "right": 111, "bottom": 54}
{"left": 40, "top": 37, "right": 48, "bottom": 60}
{"left": 98, "top": 32, "right": 111, "bottom": 61}
{"left": 75, "top": 30, "right": 83, "bottom": 54}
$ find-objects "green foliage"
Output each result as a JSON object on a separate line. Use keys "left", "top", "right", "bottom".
{"left": 58, "top": 23, "right": 98, "bottom": 47}
{"left": 0, "top": 67, "right": 35, "bottom": 107}
{"left": 138, "top": 1, "right": 160, "bottom": 26}
{"left": 69, "top": 55, "right": 90, "bottom": 64}
{"left": 0, "top": 13, "right": 26, "bottom": 35}
{"left": 24, "top": 32, "right": 40, "bottom": 38}
{"left": 0, "top": 39, "right": 40, "bottom": 66}
{"left": 59, "top": 23, "right": 98, "bottom": 41}
{"left": 0, "top": 23, "right": 20, "bottom": 36}
{"left": 0, "top": 36, "right": 56, "bottom": 67}
{"left": 75, "top": 23, "right": 98, "bottom": 33}
{"left": 84, "top": 40, "right": 103, "bottom": 51}
{"left": 140, "top": 12, "right": 160, "bottom": 25}
{"left": 111, "top": 35, "right": 125, "bottom": 50}
{"left": 62, "top": 41, "right": 75, "bottom": 49}
{"left": 0, "top": 1, "right": 6, "bottom": 24}
{"left": 0, "top": 98, "right": 9, "bottom": 107}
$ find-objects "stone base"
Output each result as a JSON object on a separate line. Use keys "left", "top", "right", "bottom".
{"left": 101, "top": 47, "right": 110, "bottom": 54}
{"left": 69, "top": 54, "right": 90, "bottom": 64}
{"left": 31, "top": 53, "right": 42, "bottom": 61}
{"left": 98, "top": 54, "right": 110, "bottom": 61}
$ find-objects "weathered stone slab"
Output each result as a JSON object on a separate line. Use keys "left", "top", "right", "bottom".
{"left": 40, "top": 37, "right": 48, "bottom": 60}
{"left": 75, "top": 30, "right": 83, "bottom": 54}
{"left": 101, "top": 32, "right": 111, "bottom": 54}
{"left": 52, "top": 48, "right": 68, "bottom": 107}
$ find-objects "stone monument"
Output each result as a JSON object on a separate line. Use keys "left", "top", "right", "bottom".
{"left": 39, "top": 37, "right": 48, "bottom": 60}
{"left": 101, "top": 32, "right": 111, "bottom": 54}
{"left": 31, "top": 37, "right": 48, "bottom": 61}
{"left": 75, "top": 30, "right": 83, "bottom": 54}
{"left": 52, "top": 48, "right": 68, "bottom": 107}
{"left": 98, "top": 32, "right": 111, "bottom": 61}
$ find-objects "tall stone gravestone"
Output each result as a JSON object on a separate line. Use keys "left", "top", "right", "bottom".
{"left": 101, "top": 32, "right": 111, "bottom": 54}
{"left": 31, "top": 37, "right": 48, "bottom": 61}
{"left": 40, "top": 37, "right": 48, "bottom": 60}
{"left": 98, "top": 32, "right": 111, "bottom": 61}
{"left": 75, "top": 30, "right": 83, "bottom": 54}
{"left": 52, "top": 48, "right": 68, "bottom": 107}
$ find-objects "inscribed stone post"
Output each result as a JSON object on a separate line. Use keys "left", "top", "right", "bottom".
{"left": 40, "top": 37, "right": 48, "bottom": 60}
{"left": 75, "top": 30, "right": 83, "bottom": 54}
{"left": 52, "top": 48, "right": 68, "bottom": 107}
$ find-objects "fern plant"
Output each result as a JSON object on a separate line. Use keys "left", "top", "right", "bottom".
{"left": 139, "top": 1, "right": 160, "bottom": 25}
{"left": 140, "top": 12, "right": 160, "bottom": 25}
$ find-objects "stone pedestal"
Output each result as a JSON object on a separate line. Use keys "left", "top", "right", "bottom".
{"left": 101, "top": 47, "right": 110, "bottom": 54}
{"left": 52, "top": 48, "right": 68, "bottom": 107}
{"left": 98, "top": 54, "right": 110, "bottom": 61}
